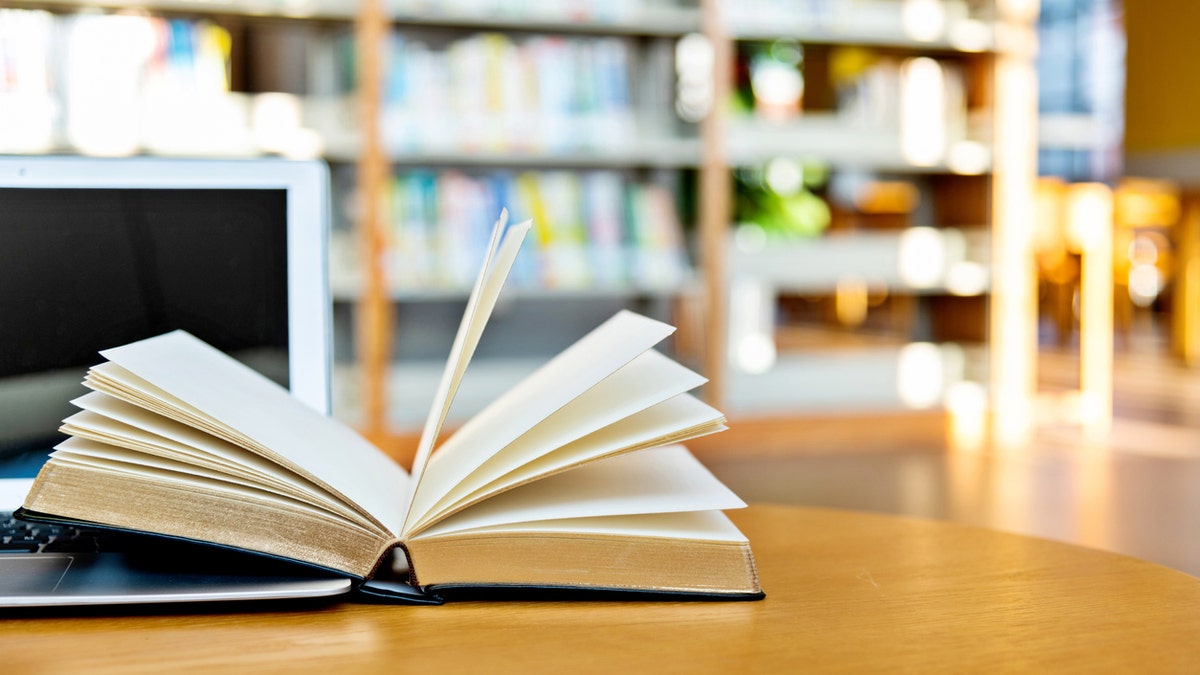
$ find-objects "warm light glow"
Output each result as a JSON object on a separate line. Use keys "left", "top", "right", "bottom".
{"left": 990, "top": 53, "right": 1039, "bottom": 448}
{"left": 736, "top": 333, "right": 777, "bottom": 375}
{"left": 997, "top": 0, "right": 1041, "bottom": 23}
{"left": 900, "top": 57, "right": 947, "bottom": 167}
{"left": 281, "top": 0, "right": 318, "bottom": 17}
{"left": 1069, "top": 183, "right": 1114, "bottom": 439}
{"left": 1115, "top": 178, "right": 1180, "bottom": 228}
{"left": 898, "top": 227, "right": 946, "bottom": 288}
{"left": 854, "top": 181, "right": 920, "bottom": 214}
{"left": 765, "top": 158, "right": 804, "bottom": 195}
{"left": 902, "top": 0, "right": 947, "bottom": 42}
{"left": 750, "top": 61, "right": 804, "bottom": 120}
{"left": 734, "top": 223, "right": 769, "bottom": 252}
{"left": 1127, "top": 234, "right": 1164, "bottom": 307}
{"left": 675, "top": 33, "right": 714, "bottom": 123}
{"left": 946, "top": 381, "right": 988, "bottom": 452}
{"left": 897, "top": 342, "right": 944, "bottom": 409}
{"left": 948, "top": 19, "right": 993, "bottom": 52}
{"left": 835, "top": 275, "right": 869, "bottom": 327}
{"left": 729, "top": 280, "right": 777, "bottom": 374}
{"left": 1128, "top": 264, "right": 1161, "bottom": 307}
{"left": 945, "top": 261, "right": 989, "bottom": 296}
{"left": 947, "top": 140, "right": 991, "bottom": 174}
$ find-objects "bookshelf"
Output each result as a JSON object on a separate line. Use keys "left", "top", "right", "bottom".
{"left": 696, "top": 0, "right": 1038, "bottom": 441}
{"left": 1, "top": 0, "right": 1040, "bottom": 454}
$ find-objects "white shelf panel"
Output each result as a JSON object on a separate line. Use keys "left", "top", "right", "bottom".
{"left": 725, "top": 1, "right": 998, "bottom": 53}
{"left": 725, "top": 344, "right": 987, "bottom": 417}
{"left": 321, "top": 138, "right": 702, "bottom": 169}
{"left": 726, "top": 115, "right": 993, "bottom": 174}
{"left": 330, "top": 272, "right": 695, "bottom": 303}
{"left": 728, "top": 228, "right": 991, "bottom": 296}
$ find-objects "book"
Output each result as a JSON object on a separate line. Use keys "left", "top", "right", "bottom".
{"left": 20, "top": 211, "right": 763, "bottom": 604}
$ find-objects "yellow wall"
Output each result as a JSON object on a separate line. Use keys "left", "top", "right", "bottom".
{"left": 1125, "top": 0, "right": 1200, "bottom": 152}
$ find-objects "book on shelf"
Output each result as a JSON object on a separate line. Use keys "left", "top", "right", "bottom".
{"left": 360, "top": 30, "right": 635, "bottom": 155}
{"left": 20, "top": 211, "right": 763, "bottom": 604}
{"left": 0, "top": 8, "right": 246, "bottom": 156}
{"left": 382, "top": 168, "right": 689, "bottom": 291}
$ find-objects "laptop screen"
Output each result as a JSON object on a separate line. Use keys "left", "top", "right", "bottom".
{"left": 0, "top": 158, "right": 331, "bottom": 460}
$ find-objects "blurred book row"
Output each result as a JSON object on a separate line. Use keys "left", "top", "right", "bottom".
{"left": 333, "top": 169, "right": 690, "bottom": 294}
{"left": 0, "top": 8, "right": 660, "bottom": 159}
{"left": 311, "top": 31, "right": 638, "bottom": 156}
{"left": 0, "top": 9, "right": 247, "bottom": 156}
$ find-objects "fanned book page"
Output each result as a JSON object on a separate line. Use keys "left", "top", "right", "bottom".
{"left": 403, "top": 212, "right": 532, "bottom": 528}
{"left": 89, "top": 331, "right": 408, "bottom": 535}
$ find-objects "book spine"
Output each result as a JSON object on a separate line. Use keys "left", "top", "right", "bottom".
{"left": 0, "top": 8, "right": 57, "bottom": 152}
{"left": 383, "top": 168, "right": 689, "bottom": 292}
{"left": 1, "top": 9, "right": 240, "bottom": 155}
{"left": 350, "top": 29, "right": 635, "bottom": 155}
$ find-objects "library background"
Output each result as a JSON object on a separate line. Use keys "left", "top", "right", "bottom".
{"left": 4, "top": 0, "right": 1199, "bottom": 569}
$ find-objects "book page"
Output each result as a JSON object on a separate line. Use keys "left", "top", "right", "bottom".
{"left": 410, "top": 393, "right": 726, "bottom": 532}
{"left": 403, "top": 310, "right": 676, "bottom": 534}
{"left": 50, "top": 435, "right": 389, "bottom": 536}
{"left": 403, "top": 213, "right": 531, "bottom": 524}
{"left": 62, "top": 395, "right": 374, "bottom": 526}
{"left": 97, "top": 331, "right": 409, "bottom": 535}
{"left": 70, "top": 392, "right": 288, "bottom": 476}
{"left": 414, "top": 509, "right": 750, "bottom": 543}
{"left": 49, "top": 438, "right": 370, "bottom": 526}
{"left": 411, "top": 445, "right": 745, "bottom": 539}
{"left": 408, "top": 350, "right": 708, "bottom": 530}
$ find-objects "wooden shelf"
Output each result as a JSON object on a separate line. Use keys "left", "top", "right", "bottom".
{"left": 322, "top": 139, "right": 703, "bottom": 169}
{"left": 12, "top": 0, "right": 361, "bottom": 20}
{"left": 389, "top": 6, "right": 701, "bottom": 37}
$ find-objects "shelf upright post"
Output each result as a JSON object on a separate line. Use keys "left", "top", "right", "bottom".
{"left": 699, "top": 0, "right": 733, "bottom": 408}
{"left": 990, "top": 0, "right": 1040, "bottom": 448}
{"left": 355, "top": 0, "right": 393, "bottom": 451}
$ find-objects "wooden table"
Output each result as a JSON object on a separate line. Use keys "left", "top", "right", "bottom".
{"left": 5, "top": 504, "right": 1200, "bottom": 673}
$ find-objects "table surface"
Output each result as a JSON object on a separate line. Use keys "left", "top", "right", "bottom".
{"left": 5, "top": 504, "right": 1200, "bottom": 673}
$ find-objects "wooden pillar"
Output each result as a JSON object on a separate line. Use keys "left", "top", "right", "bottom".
{"left": 1173, "top": 194, "right": 1200, "bottom": 366}
{"left": 355, "top": 0, "right": 392, "bottom": 446}
{"left": 698, "top": 0, "right": 732, "bottom": 408}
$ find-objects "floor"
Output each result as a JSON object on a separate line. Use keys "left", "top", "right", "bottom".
{"left": 704, "top": 345, "right": 1200, "bottom": 578}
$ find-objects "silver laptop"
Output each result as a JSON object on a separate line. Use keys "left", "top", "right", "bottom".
{"left": 0, "top": 156, "right": 353, "bottom": 606}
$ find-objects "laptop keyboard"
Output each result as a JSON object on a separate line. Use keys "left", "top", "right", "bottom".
{"left": 0, "top": 512, "right": 102, "bottom": 554}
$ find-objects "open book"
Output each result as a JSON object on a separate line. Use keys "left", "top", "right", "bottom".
{"left": 19, "top": 212, "right": 762, "bottom": 603}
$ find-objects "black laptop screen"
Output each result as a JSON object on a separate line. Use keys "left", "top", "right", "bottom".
{"left": 0, "top": 187, "right": 289, "bottom": 456}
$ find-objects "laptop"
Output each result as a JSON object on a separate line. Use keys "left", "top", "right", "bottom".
{"left": 0, "top": 156, "right": 353, "bottom": 606}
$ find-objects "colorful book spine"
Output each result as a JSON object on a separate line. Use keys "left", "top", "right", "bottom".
{"left": 0, "top": 9, "right": 233, "bottom": 155}
{"left": 376, "top": 31, "right": 635, "bottom": 154}
{"left": 0, "top": 9, "right": 56, "bottom": 152}
{"left": 385, "top": 169, "right": 689, "bottom": 292}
